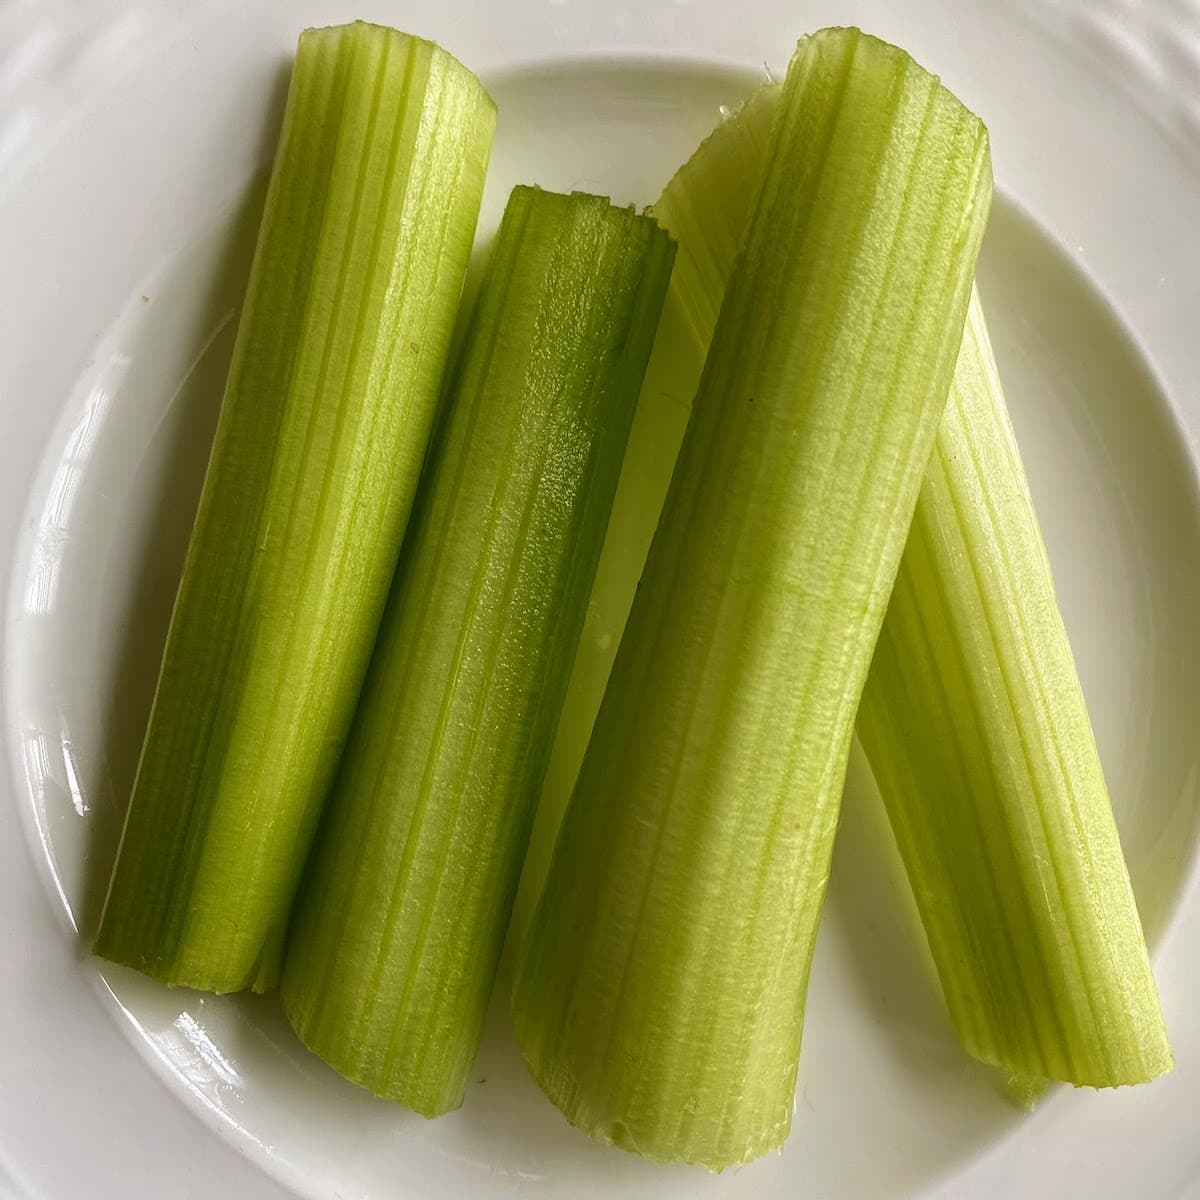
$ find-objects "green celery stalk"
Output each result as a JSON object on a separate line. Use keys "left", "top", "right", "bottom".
{"left": 94, "top": 21, "right": 495, "bottom": 993}
{"left": 653, "top": 77, "right": 1170, "bottom": 1086}
{"left": 859, "top": 296, "right": 1171, "bottom": 1085}
{"left": 280, "top": 187, "right": 675, "bottom": 1117}
{"left": 511, "top": 28, "right": 992, "bottom": 1168}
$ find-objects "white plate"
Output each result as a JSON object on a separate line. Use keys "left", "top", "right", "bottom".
{"left": 3, "top": 1, "right": 1200, "bottom": 1197}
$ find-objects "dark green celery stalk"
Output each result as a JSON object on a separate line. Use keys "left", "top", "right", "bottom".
{"left": 654, "top": 76, "right": 1170, "bottom": 1090}
{"left": 280, "top": 187, "right": 675, "bottom": 1117}
{"left": 94, "top": 21, "right": 495, "bottom": 993}
{"left": 511, "top": 28, "right": 991, "bottom": 1169}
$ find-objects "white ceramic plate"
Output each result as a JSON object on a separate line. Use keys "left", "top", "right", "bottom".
{"left": 4, "top": 1, "right": 1200, "bottom": 1197}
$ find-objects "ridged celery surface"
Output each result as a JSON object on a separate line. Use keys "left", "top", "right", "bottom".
{"left": 281, "top": 187, "right": 675, "bottom": 1116}
{"left": 859, "top": 298, "right": 1171, "bottom": 1086}
{"left": 94, "top": 22, "right": 495, "bottom": 993}
{"left": 655, "top": 75, "right": 1170, "bottom": 1090}
{"left": 511, "top": 28, "right": 992, "bottom": 1169}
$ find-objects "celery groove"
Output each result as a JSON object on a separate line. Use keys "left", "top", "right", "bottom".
{"left": 652, "top": 72, "right": 1170, "bottom": 1087}
{"left": 280, "top": 187, "right": 675, "bottom": 1116}
{"left": 94, "top": 21, "right": 495, "bottom": 992}
{"left": 511, "top": 28, "right": 991, "bottom": 1169}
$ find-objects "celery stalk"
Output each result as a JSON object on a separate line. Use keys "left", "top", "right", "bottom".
{"left": 511, "top": 28, "right": 992, "bottom": 1168}
{"left": 859, "top": 297, "right": 1172, "bottom": 1086}
{"left": 652, "top": 74, "right": 1170, "bottom": 1087}
{"left": 280, "top": 187, "right": 675, "bottom": 1116}
{"left": 94, "top": 21, "right": 495, "bottom": 993}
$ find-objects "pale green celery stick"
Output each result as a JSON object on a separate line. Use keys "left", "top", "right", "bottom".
{"left": 512, "top": 27, "right": 991, "bottom": 1169}
{"left": 280, "top": 187, "right": 675, "bottom": 1117}
{"left": 859, "top": 298, "right": 1172, "bottom": 1086}
{"left": 94, "top": 21, "right": 495, "bottom": 993}
{"left": 655, "top": 75, "right": 1171, "bottom": 1090}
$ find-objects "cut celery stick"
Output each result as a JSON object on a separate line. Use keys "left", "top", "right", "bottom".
{"left": 511, "top": 28, "right": 991, "bottom": 1169}
{"left": 280, "top": 187, "right": 675, "bottom": 1117}
{"left": 93, "top": 21, "right": 495, "bottom": 993}
{"left": 654, "top": 76, "right": 1171, "bottom": 1090}
{"left": 858, "top": 296, "right": 1172, "bottom": 1086}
